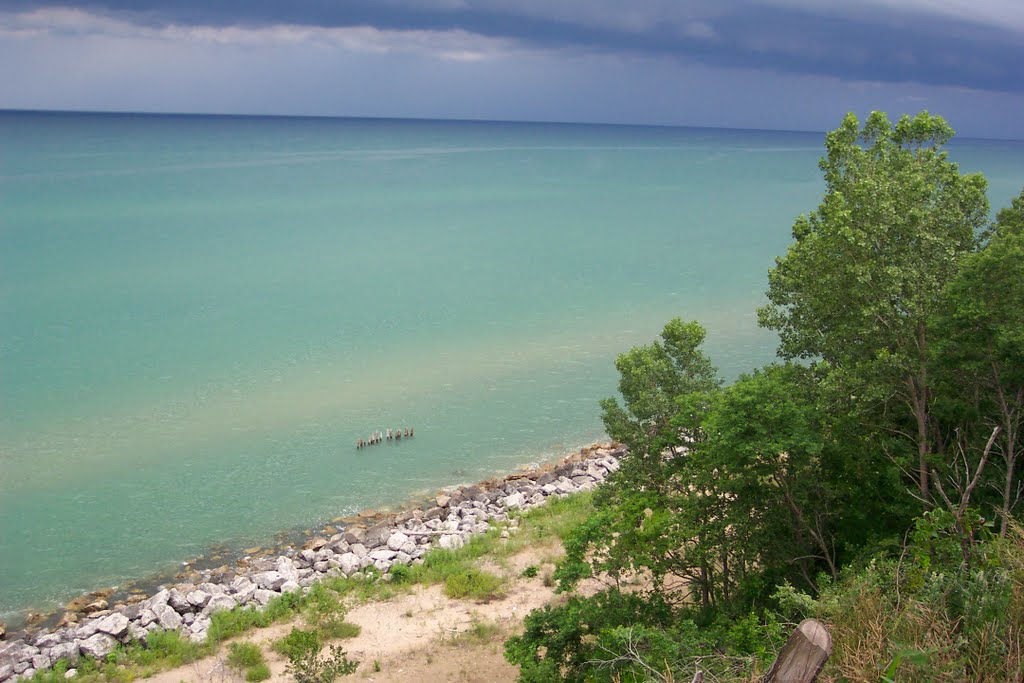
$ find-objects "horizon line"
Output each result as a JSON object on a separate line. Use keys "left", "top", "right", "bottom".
{"left": 2, "top": 106, "right": 826, "bottom": 136}
{"left": 3, "top": 107, "right": 1020, "bottom": 144}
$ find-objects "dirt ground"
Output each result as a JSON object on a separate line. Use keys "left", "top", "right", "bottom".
{"left": 147, "top": 542, "right": 566, "bottom": 683}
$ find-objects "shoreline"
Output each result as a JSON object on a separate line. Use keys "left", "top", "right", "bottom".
{"left": 1, "top": 436, "right": 604, "bottom": 630}
{"left": 0, "top": 442, "right": 623, "bottom": 682}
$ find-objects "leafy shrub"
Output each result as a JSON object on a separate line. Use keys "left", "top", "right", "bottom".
{"left": 226, "top": 642, "right": 265, "bottom": 669}
{"left": 226, "top": 642, "right": 270, "bottom": 683}
{"left": 245, "top": 663, "right": 272, "bottom": 682}
{"left": 505, "top": 590, "right": 674, "bottom": 683}
{"left": 444, "top": 569, "right": 504, "bottom": 601}
{"left": 285, "top": 644, "right": 357, "bottom": 683}
{"left": 273, "top": 628, "right": 321, "bottom": 661}
{"left": 388, "top": 564, "right": 411, "bottom": 584}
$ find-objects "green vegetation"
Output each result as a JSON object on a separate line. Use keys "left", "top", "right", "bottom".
{"left": 25, "top": 631, "right": 212, "bottom": 683}
{"left": 298, "top": 583, "right": 361, "bottom": 641}
{"left": 506, "top": 111, "right": 1024, "bottom": 682}
{"left": 444, "top": 568, "right": 505, "bottom": 601}
{"left": 272, "top": 628, "right": 323, "bottom": 661}
{"left": 207, "top": 590, "right": 303, "bottom": 643}
{"left": 275, "top": 628, "right": 357, "bottom": 683}
{"left": 225, "top": 642, "right": 270, "bottom": 682}
{"left": 245, "top": 663, "right": 272, "bottom": 682}
{"left": 226, "top": 641, "right": 265, "bottom": 668}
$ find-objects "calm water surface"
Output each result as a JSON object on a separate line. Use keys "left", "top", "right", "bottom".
{"left": 2, "top": 111, "right": 1022, "bottom": 619}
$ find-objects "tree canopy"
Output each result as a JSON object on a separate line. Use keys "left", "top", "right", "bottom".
{"left": 505, "top": 113, "right": 1024, "bottom": 683}
{"left": 758, "top": 111, "right": 990, "bottom": 503}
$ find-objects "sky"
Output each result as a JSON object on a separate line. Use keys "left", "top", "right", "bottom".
{"left": 1, "top": 1, "right": 1022, "bottom": 138}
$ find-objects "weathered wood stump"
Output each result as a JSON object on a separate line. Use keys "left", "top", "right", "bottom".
{"left": 762, "top": 618, "right": 832, "bottom": 683}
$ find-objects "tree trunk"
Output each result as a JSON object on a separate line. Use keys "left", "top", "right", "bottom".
{"left": 909, "top": 374, "right": 931, "bottom": 505}
{"left": 997, "top": 380, "right": 1023, "bottom": 538}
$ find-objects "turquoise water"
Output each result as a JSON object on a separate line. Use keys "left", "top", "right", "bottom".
{"left": 2, "top": 112, "right": 1022, "bottom": 620}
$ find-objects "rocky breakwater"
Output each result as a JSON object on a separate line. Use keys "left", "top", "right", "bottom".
{"left": 0, "top": 444, "right": 623, "bottom": 683}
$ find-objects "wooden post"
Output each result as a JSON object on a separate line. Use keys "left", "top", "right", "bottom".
{"left": 762, "top": 619, "right": 831, "bottom": 683}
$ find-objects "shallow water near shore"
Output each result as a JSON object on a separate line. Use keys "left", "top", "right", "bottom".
{"left": 2, "top": 111, "right": 1023, "bottom": 621}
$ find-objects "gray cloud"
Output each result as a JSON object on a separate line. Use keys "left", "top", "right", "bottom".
{"left": 2, "top": 0, "right": 1021, "bottom": 92}
{"left": 1, "top": 2, "right": 1023, "bottom": 138}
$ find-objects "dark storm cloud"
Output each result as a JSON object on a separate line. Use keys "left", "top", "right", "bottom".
{"left": 2, "top": 0, "right": 1022, "bottom": 92}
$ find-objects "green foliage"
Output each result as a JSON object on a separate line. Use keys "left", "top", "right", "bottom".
{"left": 274, "top": 629, "right": 358, "bottom": 683}
{"left": 506, "top": 590, "right": 674, "bottom": 683}
{"left": 226, "top": 642, "right": 265, "bottom": 669}
{"left": 520, "top": 565, "right": 539, "bottom": 578}
{"left": 387, "top": 563, "right": 411, "bottom": 584}
{"left": 209, "top": 591, "right": 305, "bottom": 643}
{"left": 770, "top": 581, "right": 819, "bottom": 622}
{"left": 322, "top": 573, "right": 397, "bottom": 604}
{"left": 931, "top": 193, "right": 1024, "bottom": 535}
{"left": 759, "top": 110, "right": 990, "bottom": 506}
{"left": 444, "top": 568, "right": 504, "bottom": 601}
{"left": 505, "top": 115, "right": 1023, "bottom": 683}
{"left": 817, "top": 526, "right": 1024, "bottom": 682}
{"left": 600, "top": 317, "right": 719, "bottom": 452}
{"left": 245, "top": 663, "right": 271, "bottom": 682}
{"left": 28, "top": 660, "right": 75, "bottom": 683}
{"left": 506, "top": 591, "right": 778, "bottom": 683}
{"left": 721, "top": 611, "right": 783, "bottom": 660}
{"left": 760, "top": 110, "right": 988, "bottom": 367}
{"left": 226, "top": 642, "right": 270, "bottom": 683}
{"left": 273, "top": 628, "right": 322, "bottom": 661}
{"left": 26, "top": 628, "right": 211, "bottom": 683}
{"left": 320, "top": 618, "right": 361, "bottom": 640}
{"left": 208, "top": 606, "right": 273, "bottom": 642}
{"left": 133, "top": 630, "right": 208, "bottom": 667}
{"left": 284, "top": 643, "right": 357, "bottom": 683}
{"left": 297, "top": 583, "right": 361, "bottom": 641}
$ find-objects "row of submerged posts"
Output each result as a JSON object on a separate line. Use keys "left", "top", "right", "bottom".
{"left": 357, "top": 427, "right": 413, "bottom": 449}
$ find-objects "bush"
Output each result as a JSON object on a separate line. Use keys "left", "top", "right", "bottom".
{"left": 388, "top": 563, "right": 411, "bottom": 584}
{"left": 226, "top": 642, "right": 265, "bottom": 669}
{"left": 444, "top": 569, "right": 504, "bottom": 601}
{"left": 136, "top": 629, "right": 207, "bottom": 667}
{"left": 226, "top": 642, "right": 270, "bottom": 683}
{"left": 817, "top": 524, "right": 1024, "bottom": 682}
{"left": 285, "top": 644, "right": 357, "bottom": 683}
{"left": 245, "top": 663, "right": 271, "bottom": 682}
{"left": 273, "top": 628, "right": 322, "bottom": 661}
{"left": 506, "top": 590, "right": 675, "bottom": 683}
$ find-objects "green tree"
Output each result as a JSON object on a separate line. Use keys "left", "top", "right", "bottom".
{"left": 564, "top": 319, "right": 722, "bottom": 608}
{"left": 699, "top": 364, "right": 841, "bottom": 582}
{"left": 932, "top": 188, "right": 1024, "bottom": 536}
{"left": 599, "top": 317, "right": 719, "bottom": 455}
{"left": 758, "top": 111, "right": 990, "bottom": 504}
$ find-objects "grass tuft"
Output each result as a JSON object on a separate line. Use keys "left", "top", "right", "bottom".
{"left": 272, "top": 627, "right": 321, "bottom": 661}
{"left": 225, "top": 642, "right": 264, "bottom": 669}
{"left": 444, "top": 569, "right": 504, "bottom": 601}
{"left": 244, "top": 663, "right": 271, "bottom": 682}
